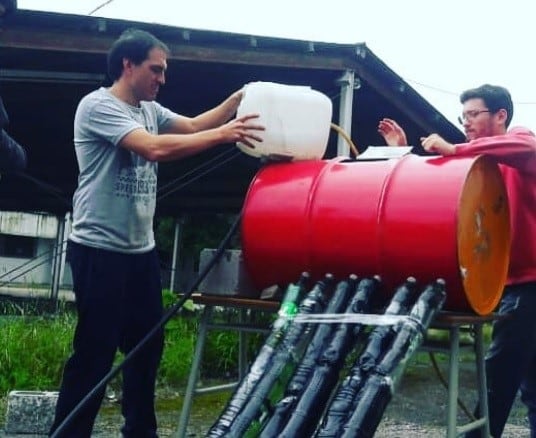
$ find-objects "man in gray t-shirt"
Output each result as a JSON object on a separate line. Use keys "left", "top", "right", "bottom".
{"left": 70, "top": 88, "right": 177, "bottom": 252}
{"left": 50, "top": 28, "right": 263, "bottom": 438}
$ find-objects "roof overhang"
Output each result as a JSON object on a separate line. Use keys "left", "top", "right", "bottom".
{"left": 0, "top": 9, "right": 464, "bottom": 216}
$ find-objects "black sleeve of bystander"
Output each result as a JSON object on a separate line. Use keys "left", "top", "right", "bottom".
{"left": 0, "top": 129, "right": 27, "bottom": 171}
{"left": 0, "top": 96, "right": 27, "bottom": 171}
{"left": 0, "top": 96, "right": 9, "bottom": 128}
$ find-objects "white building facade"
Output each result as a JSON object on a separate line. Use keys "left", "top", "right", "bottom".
{"left": 0, "top": 211, "right": 72, "bottom": 290}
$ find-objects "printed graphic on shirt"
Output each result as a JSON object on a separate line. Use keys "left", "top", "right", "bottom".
{"left": 114, "top": 150, "right": 157, "bottom": 207}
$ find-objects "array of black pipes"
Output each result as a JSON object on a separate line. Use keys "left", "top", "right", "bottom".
{"left": 207, "top": 273, "right": 446, "bottom": 437}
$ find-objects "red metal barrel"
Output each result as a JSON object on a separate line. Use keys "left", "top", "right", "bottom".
{"left": 241, "top": 154, "right": 510, "bottom": 315}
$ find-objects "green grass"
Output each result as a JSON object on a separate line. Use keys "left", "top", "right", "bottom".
{"left": 0, "top": 291, "right": 268, "bottom": 396}
{"left": 0, "top": 313, "right": 75, "bottom": 392}
{"left": 0, "top": 292, "right": 272, "bottom": 432}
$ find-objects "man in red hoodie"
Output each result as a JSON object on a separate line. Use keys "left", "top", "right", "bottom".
{"left": 378, "top": 84, "right": 536, "bottom": 437}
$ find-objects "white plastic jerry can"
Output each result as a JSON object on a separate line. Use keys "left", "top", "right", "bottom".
{"left": 236, "top": 81, "right": 333, "bottom": 161}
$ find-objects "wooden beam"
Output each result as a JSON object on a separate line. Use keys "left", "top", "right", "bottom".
{"left": 0, "top": 27, "right": 356, "bottom": 70}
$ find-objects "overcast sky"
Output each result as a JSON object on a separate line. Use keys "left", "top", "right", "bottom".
{"left": 17, "top": 0, "right": 536, "bottom": 132}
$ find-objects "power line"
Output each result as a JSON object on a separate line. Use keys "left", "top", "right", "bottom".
{"left": 406, "top": 78, "right": 536, "bottom": 106}
{"left": 406, "top": 79, "right": 460, "bottom": 97}
{"left": 88, "top": 0, "right": 116, "bottom": 16}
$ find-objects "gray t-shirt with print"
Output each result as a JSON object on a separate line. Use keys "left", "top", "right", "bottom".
{"left": 69, "top": 87, "right": 178, "bottom": 253}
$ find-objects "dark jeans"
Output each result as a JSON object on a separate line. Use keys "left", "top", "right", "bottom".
{"left": 49, "top": 241, "right": 164, "bottom": 438}
{"left": 466, "top": 281, "right": 536, "bottom": 438}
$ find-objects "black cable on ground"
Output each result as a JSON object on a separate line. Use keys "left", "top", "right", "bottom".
{"left": 50, "top": 210, "right": 243, "bottom": 438}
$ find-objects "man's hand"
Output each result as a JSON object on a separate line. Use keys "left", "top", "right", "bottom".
{"left": 378, "top": 118, "right": 408, "bottom": 146}
{"left": 420, "top": 134, "right": 456, "bottom": 155}
{"left": 222, "top": 113, "right": 265, "bottom": 148}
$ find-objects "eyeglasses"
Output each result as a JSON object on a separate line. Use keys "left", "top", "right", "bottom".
{"left": 458, "top": 110, "right": 491, "bottom": 125}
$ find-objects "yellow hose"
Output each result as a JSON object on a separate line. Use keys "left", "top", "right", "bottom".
{"left": 330, "top": 123, "right": 360, "bottom": 158}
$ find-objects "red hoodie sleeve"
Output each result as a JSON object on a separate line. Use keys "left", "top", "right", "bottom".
{"left": 453, "top": 126, "right": 536, "bottom": 176}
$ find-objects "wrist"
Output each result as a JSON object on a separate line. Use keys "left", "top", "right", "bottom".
{"left": 229, "top": 90, "right": 242, "bottom": 105}
{"left": 224, "top": 91, "right": 242, "bottom": 117}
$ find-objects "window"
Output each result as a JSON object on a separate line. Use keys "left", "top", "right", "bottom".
{"left": 0, "top": 234, "right": 36, "bottom": 258}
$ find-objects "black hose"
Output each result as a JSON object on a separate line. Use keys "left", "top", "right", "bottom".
{"left": 50, "top": 210, "right": 243, "bottom": 438}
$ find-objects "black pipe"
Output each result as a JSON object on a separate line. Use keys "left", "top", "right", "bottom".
{"left": 226, "top": 274, "right": 333, "bottom": 437}
{"left": 278, "top": 276, "right": 379, "bottom": 437}
{"left": 316, "top": 277, "right": 418, "bottom": 437}
{"left": 207, "top": 272, "right": 311, "bottom": 437}
{"left": 340, "top": 279, "right": 446, "bottom": 438}
{"left": 259, "top": 275, "right": 363, "bottom": 437}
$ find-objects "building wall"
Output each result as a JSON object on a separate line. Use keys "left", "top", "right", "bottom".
{"left": 1, "top": 238, "right": 53, "bottom": 285}
{"left": 0, "top": 211, "right": 58, "bottom": 238}
{"left": 0, "top": 211, "right": 72, "bottom": 288}
{"left": 0, "top": 210, "right": 195, "bottom": 293}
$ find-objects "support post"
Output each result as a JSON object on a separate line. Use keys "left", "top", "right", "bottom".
{"left": 177, "top": 305, "right": 213, "bottom": 438}
{"left": 50, "top": 213, "right": 66, "bottom": 310}
{"left": 170, "top": 216, "right": 184, "bottom": 293}
{"left": 446, "top": 326, "right": 460, "bottom": 438}
{"left": 58, "top": 212, "right": 71, "bottom": 295}
{"left": 336, "top": 69, "right": 356, "bottom": 157}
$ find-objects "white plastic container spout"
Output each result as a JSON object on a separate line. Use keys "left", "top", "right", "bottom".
{"left": 236, "top": 81, "right": 332, "bottom": 161}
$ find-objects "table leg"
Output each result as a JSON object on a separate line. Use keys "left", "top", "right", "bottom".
{"left": 474, "top": 324, "right": 490, "bottom": 437}
{"left": 447, "top": 326, "right": 460, "bottom": 438}
{"left": 176, "top": 305, "right": 213, "bottom": 438}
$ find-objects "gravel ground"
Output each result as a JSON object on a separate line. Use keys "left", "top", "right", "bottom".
{"left": 1, "top": 360, "right": 531, "bottom": 437}
{"left": 92, "top": 359, "right": 531, "bottom": 437}
{"left": 373, "top": 360, "right": 530, "bottom": 438}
